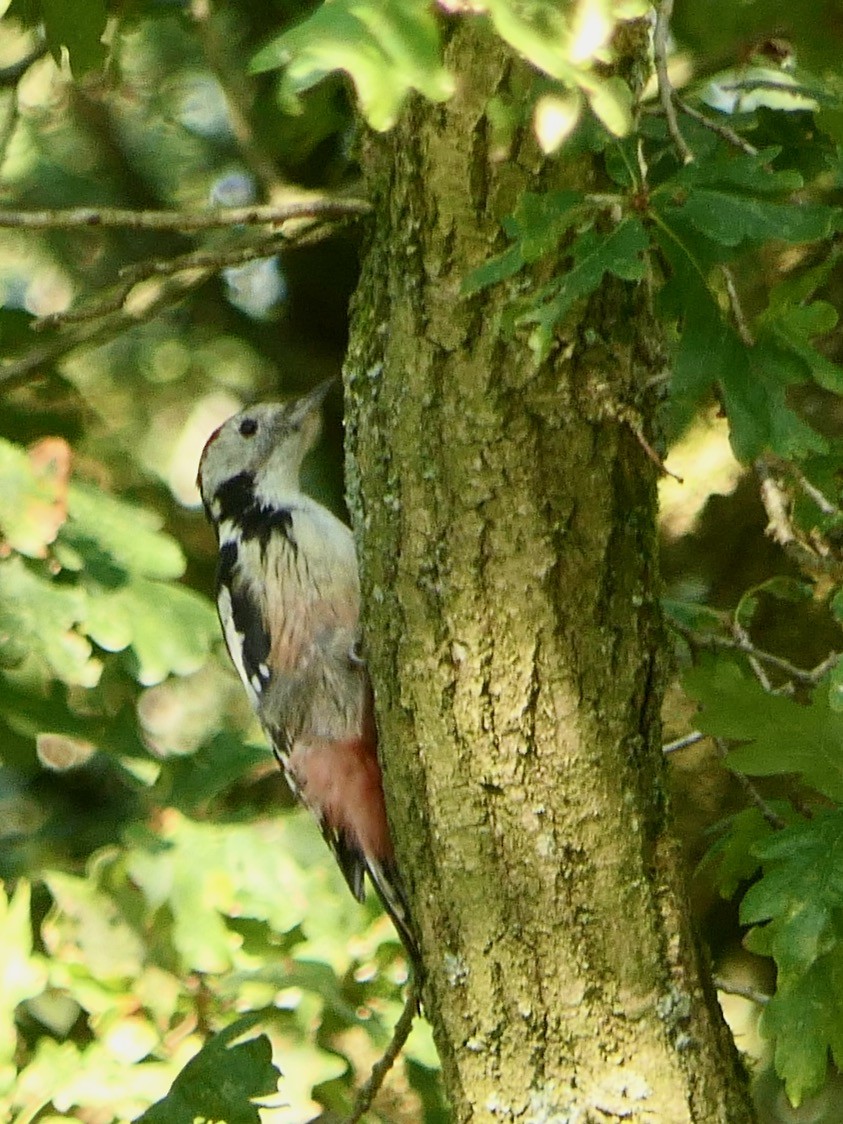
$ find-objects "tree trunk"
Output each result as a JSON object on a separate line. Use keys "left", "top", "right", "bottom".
{"left": 344, "top": 20, "right": 755, "bottom": 1124}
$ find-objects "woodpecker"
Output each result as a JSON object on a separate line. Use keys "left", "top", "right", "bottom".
{"left": 197, "top": 381, "right": 420, "bottom": 968}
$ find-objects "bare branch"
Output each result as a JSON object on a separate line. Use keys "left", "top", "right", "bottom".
{"left": 663, "top": 730, "right": 706, "bottom": 755}
{"left": 674, "top": 98, "right": 759, "bottom": 157}
{"left": 732, "top": 619, "right": 772, "bottom": 693}
{"left": 189, "top": 0, "right": 287, "bottom": 198}
{"left": 795, "top": 469, "right": 842, "bottom": 518}
{"left": 0, "top": 271, "right": 211, "bottom": 389}
{"left": 713, "top": 976, "right": 771, "bottom": 1006}
{"left": 722, "top": 266, "right": 754, "bottom": 347}
{"left": 0, "top": 198, "right": 371, "bottom": 233}
{"left": 653, "top": 0, "right": 693, "bottom": 164}
{"left": 714, "top": 737, "right": 787, "bottom": 831}
{"left": 671, "top": 622, "right": 836, "bottom": 687}
{"left": 342, "top": 974, "right": 420, "bottom": 1124}
{"left": 33, "top": 232, "right": 312, "bottom": 332}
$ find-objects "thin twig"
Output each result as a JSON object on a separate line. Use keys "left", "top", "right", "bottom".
{"left": 795, "top": 470, "right": 842, "bottom": 517}
{"left": 672, "top": 623, "right": 835, "bottom": 686}
{"left": 33, "top": 276, "right": 138, "bottom": 331}
{"left": 756, "top": 459, "right": 796, "bottom": 547}
{"left": 732, "top": 619, "right": 772, "bottom": 693}
{"left": 190, "top": 0, "right": 287, "bottom": 198}
{"left": 714, "top": 737, "right": 787, "bottom": 831}
{"left": 0, "top": 86, "right": 19, "bottom": 171}
{"left": 0, "top": 198, "right": 371, "bottom": 232}
{"left": 121, "top": 235, "right": 291, "bottom": 283}
{"left": 0, "top": 271, "right": 212, "bottom": 388}
{"left": 342, "top": 974, "right": 420, "bottom": 1124}
{"left": 721, "top": 265, "right": 754, "bottom": 346}
{"left": 653, "top": 0, "right": 693, "bottom": 164}
{"left": 663, "top": 730, "right": 706, "bottom": 755}
{"left": 33, "top": 233, "right": 304, "bottom": 331}
{"left": 674, "top": 97, "right": 759, "bottom": 157}
{"left": 713, "top": 976, "right": 771, "bottom": 1006}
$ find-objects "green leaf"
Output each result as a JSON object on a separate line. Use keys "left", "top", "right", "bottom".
{"left": 683, "top": 656, "right": 843, "bottom": 802}
{"left": 666, "top": 271, "right": 826, "bottom": 463}
{"left": 41, "top": 0, "right": 107, "bottom": 75}
{"left": 671, "top": 146, "right": 805, "bottom": 195}
{"left": 512, "top": 191, "right": 587, "bottom": 262}
{"left": 757, "top": 270, "right": 843, "bottom": 393}
{"left": 738, "top": 814, "right": 843, "bottom": 1105}
{"left": 160, "top": 733, "right": 267, "bottom": 811}
{"left": 758, "top": 948, "right": 843, "bottom": 1108}
{"left": 678, "top": 189, "right": 836, "bottom": 248}
{"left": 107, "top": 580, "right": 218, "bottom": 686}
{"left": 518, "top": 217, "right": 649, "bottom": 358}
{"left": 742, "top": 814, "right": 843, "bottom": 978}
{"left": 461, "top": 191, "right": 586, "bottom": 296}
{"left": 461, "top": 244, "right": 525, "bottom": 297}
{"left": 135, "top": 1015, "right": 280, "bottom": 1124}
{"left": 733, "top": 341, "right": 827, "bottom": 462}
{"left": 0, "top": 557, "right": 100, "bottom": 686}
{"left": 663, "top": 598, "right": 725, "bottom": 633}
{"left": 586, "top": 75, "right": 633, "bottom": 137}
{"left": 65, "top": 484, "right": 186, "bottom": 582}
{"left": 43, "top": 871, "right": 145, "bottom": 981}
{"left": 698, "top": 806, "right": 779, "bottom": 899}
{"left": 251, "top": 0, "right": 453, "bottom": 131}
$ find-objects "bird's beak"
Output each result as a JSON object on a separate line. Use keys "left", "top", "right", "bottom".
{"left": 288, "top": 378, "right": 336, "bottom": 427}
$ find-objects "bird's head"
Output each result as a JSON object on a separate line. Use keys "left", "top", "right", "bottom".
{"left": 197, "top": 379, "right": 335, "bottom": 513}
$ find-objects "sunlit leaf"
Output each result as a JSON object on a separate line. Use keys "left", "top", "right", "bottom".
{"left": 42, "top": 871, "right": 145, "bottom": 982}
{"left": 108, "top": 580, "right": 217, "bottom": 686}
{"left": 0, "top": 881, "right": 47, "bottom": 1075}
{"left": 0, "top": 557, "right": 100, "bottom": 687}
{"left": 251, "top": 0, "right": 453, "bottom": 131}
{"left": 0, "top": 437, "right": 69, "bottom": 559}
{"left": 65, "top": 484, "right": 185, "bottom": 582}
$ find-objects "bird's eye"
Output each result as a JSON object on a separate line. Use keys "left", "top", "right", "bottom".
{"left": 239, "top": 418, "right": 258, "bottom": 438}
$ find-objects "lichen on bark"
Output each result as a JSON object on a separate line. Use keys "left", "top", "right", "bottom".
{"left": 344, "top": 19, "right": 755, "bottom": 1124}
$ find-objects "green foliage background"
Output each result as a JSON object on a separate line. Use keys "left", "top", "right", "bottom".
{"left": 2, "top": 0, "right": 843, "bottom": 1120}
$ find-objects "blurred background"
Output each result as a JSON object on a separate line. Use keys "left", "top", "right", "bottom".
{"left": 0, "top": 0, "right": 842, "bottom": 1121}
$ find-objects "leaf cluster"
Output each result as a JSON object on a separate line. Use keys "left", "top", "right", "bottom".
{"left": 6, "top": 0, "right": 843, "bottom": 1117}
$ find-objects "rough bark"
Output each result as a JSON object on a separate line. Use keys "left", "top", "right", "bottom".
{"left": 344, "top": 20, "right": 755, "bottom": 1124}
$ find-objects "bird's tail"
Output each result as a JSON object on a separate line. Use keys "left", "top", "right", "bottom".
{"left": 366, "top": 856, "right": 424, "bottom": 980}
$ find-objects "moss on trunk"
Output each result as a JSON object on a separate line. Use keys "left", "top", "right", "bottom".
{"left": 344, "top": 19, "right": 755, "bottom": 1124}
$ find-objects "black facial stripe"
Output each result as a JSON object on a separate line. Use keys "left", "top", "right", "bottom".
{"left": 212, "top": 472, "right": 296, "bottom": 556}
{"left": 214, "top": 472, "right": 256, "bottom": 522}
